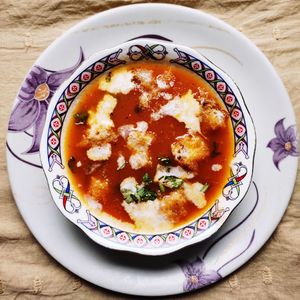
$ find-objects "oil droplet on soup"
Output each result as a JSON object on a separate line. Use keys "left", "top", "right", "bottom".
{"left": 64, "top": 62, "right": 234, "bottom": 234}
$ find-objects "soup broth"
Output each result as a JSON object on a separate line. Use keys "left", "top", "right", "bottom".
{"left": 64, "top": 62, "right": 234, "bottom": 233}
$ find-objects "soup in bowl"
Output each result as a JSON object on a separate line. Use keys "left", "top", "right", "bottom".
{"left": 41, "top": 40, "right": 255, "bottom": 255}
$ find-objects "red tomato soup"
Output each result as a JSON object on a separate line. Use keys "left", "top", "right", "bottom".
{"left": 63, "top": 62, "right": 234, "bottom": 233}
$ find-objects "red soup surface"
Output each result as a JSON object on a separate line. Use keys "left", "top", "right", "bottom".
{"left": 63, "top": 62, "right": 234, "bottom": 233}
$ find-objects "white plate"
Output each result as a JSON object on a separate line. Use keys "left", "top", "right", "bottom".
{"left": 6, "top": 3, "right": 298, "bottom": 296}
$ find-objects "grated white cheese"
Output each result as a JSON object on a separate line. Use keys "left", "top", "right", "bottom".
{"left": 156, "top": 71, "right": 175, "bottom": 90}
{"left": 152, "top": 90, "right": 201, "bottom": 133}
{"left": 129, "top": 152, "right": 149, "bottom": 170}
{"left": 76, "top": 161, "right": 82, "bottom": 167}
{"left": 86, "top": 144, "right": 112, "bottom": 161}
{"left": 87, "top": 94, "right": 117, "bottom": 140}
{"left": 160, "top": 92, "right": 172, "bottom": 100}
{"left": 99, "top": 68, "right": 135, "bottom": 94}
{"left": 156, "top": 76, "right": 169, "bottom": 89}
{"left": 139, "top": 92, "right": 151, "bottom": 108}
{"left": 212, "top": 164, "right": 223, "bottom": 172}
{"left": 135, "top": 69, "right": 153, "bottom": 84}
{"left": 206, "top": 108, "right": 226, "bottom": 130}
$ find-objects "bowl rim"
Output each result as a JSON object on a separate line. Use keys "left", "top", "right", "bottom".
{"left": 40, "top": 38, "right": 256, "bottom": 255}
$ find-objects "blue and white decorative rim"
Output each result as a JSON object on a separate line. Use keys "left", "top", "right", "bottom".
{"left": 40, "top": 39, "right": 256, "bottom": 255}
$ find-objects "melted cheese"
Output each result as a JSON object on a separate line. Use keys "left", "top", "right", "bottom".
{"left": 88, "top": 177, "right": 109, "bottom": 202}
{"left": 86, "top": 144, "right": 112, "bottom": 161}
{"left": 122, "top": 199, "right": 170, "bottom": 232}
{"left": 87, "top": 94, "right": 117, "bottom": 140}
{"left": 204, "top": 108, "right": 226, "bottom": 130}
{"left": 135, "top": 69, "right": 153, "bottom": 84}
{"left": 212, "top": 164, "right": 222, "bottom": 171}
{"left": 120, "top": 177, "right": 138, "bottom": 195}
{"left": 99, "top": 68, "right": 135, "bottom": 94}
{"left": 171, "top": 134, "right": 209, "bottom": 169}
{"left": 153, "top": 90, "right": 201, "bottom": 132}
{"left": 183, "top": 182, "right": 207, "bottom": 208}
{"left": 160, "top": 190, "right": 188, "bottom": 224}
{"left": 119, "top": 122, "right": 154, "bottom": 170}
{"left": 117, "top": 154, "right": 126, "bottom": 170}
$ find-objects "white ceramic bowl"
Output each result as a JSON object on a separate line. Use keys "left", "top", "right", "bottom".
{"left": 40, "top": 39, "right": 256, "bottom": 255}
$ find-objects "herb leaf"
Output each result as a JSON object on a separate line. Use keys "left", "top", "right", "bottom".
{"left": 159, "top": 175, "right": 184, "bottom": 189}
{"left": 137, "top": 187, "right": 157, "bottom": 201}
{"left": 121, "top": 186, "right": 157, "bottom": 204}
{"left": 121, "top": 189, "right": 137, "bottom": 204}
{"left": 200, "top": 183, "right": 209, "bottom": 193}
{"left": 74, "top": 112, "right": 88, "bottom": 125}
{"left": 158, "top": 156, "right": 172, "bottom": 166}
{"left": 159, "top": 182, "right": 165, "bottom": 193}
{"left": 117, "top": 162, "right": 126, "bottom": 171}
{"left": 142, "top": 173, "right": 152, "bottom": 185}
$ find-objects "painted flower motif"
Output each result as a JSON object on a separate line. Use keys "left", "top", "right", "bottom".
{"left": 8, "top": 48, "right": 84, "bottom": 154}
{"left": 179, "top": 257, "right": 221, "bottom": 292}
{"left": 267, "top": 118, "right": 298, "bottom": 170}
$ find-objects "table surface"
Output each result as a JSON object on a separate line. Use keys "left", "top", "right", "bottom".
{"left": 0, "top": 0, "right": 299, "bottom": 299}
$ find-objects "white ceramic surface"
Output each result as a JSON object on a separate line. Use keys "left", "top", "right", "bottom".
{"left": 6, "top": 4, "right": 298, "bottom": 296}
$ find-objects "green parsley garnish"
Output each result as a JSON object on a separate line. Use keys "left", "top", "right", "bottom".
{"left": 142, "top": 173, "right": 152, "bottom": 185}
{"left": 200, "top": 183, "right": 209, "bottom": 193}
{"left": 121, "top": 186, "right": 157, "bottom": 204}
{"left": 159, "top": 182, "right": 165, "bottom": 193}
{"left": 159, "top": 175, "right": 184, "bottom": 189}
{"left": 136, "top": 187, "right": 157, "bottom": 201}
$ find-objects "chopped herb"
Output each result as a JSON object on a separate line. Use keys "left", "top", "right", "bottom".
{"left": 68, "top": 156, "right": 76, "bottom": 171}
{"left": 158, "top": 156, "right": 172, "bottom": 166}
{"left": 74, "top": 111, "right": 88, "bottom": 125}
{"left": 211, "top": 142, "right": 221, "bottom": 158}
{"left": 121, "top": 189, "right": 136, "bottom": 204}
{"left": 137, "top": 187, "right": 157, "bottom": 201}
{"left": 200, "top": 183, "right": 209, "bottom": 193}
{"left": 159, "top": 175, "right": 184, "bottom": 189}
{"left": 105, "top": 72, "right": 112, "bottom": 82}
{"left": 130, "top": 193, "right": 139, "bottom": 203}
{"left": 142, "top": 173, "right": 152, "bottom": 185}
{"left": 159, "top": 182, "right": 165, "bottom": 193}
{"left": 121, "top": 186, "right": 157, "bottom": 204}
{"left": 117, "top": 162, "right": 126, "bottom": 171}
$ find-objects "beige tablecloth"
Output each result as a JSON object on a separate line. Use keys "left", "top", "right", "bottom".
{"left": 0, "top": 0, "right": 299, "bottom": 299}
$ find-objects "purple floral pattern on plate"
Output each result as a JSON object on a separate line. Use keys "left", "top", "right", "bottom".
{"left": 178, "top": 182, "right": 259, "bottom": 292}
{"left": 267, "top": 118, "right": 298, "bottom": 170}
{"left": 179, "top": 257, "right": 221, "bottom": 291}
{"left": 8, "top": 48, "right": 84, "bottom": 154}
